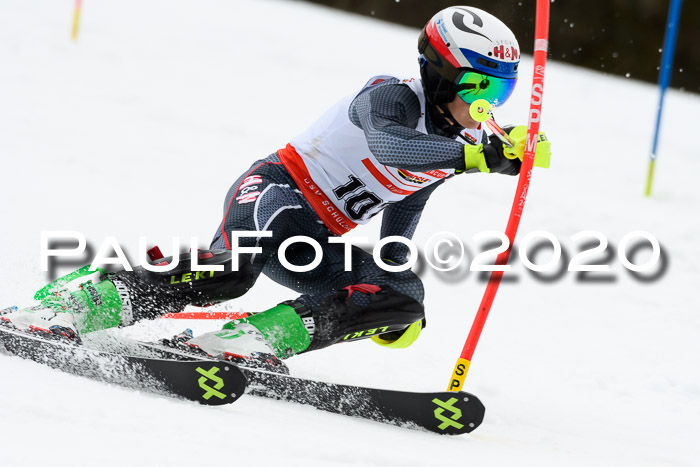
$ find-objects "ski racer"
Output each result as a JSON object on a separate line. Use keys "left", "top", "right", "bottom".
{"left": 1, "top": 6, "right": 551, "bottom": 369}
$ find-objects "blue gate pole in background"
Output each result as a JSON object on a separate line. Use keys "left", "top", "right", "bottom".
{"left": 646, "top": 0, "right": 684, "bottom": 197}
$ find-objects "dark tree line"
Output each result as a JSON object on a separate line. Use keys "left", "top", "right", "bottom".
{"left": 296, "top": 0, "right": 698, "bottom": 94}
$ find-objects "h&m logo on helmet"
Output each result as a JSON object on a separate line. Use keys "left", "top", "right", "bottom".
{"left": 493, "top": 45, "right": 519, "bottom": 60}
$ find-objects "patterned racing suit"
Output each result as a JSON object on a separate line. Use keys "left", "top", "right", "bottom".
{"left": 204, "top": 75, "right": 505, "bottom": 349}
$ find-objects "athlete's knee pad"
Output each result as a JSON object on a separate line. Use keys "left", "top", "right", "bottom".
{"left": 114, "top": 248, "right": 255, "bottom": 320}
{"left": 296, "top": 284, "right": 425, "bottom": 352}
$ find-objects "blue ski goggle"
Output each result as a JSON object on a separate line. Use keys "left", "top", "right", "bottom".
{"left": 455, "top": 70, "right": 517, "bottom": 107}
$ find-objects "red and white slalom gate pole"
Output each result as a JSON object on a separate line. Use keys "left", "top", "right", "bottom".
{"left": 447, "top": 0, "right": 551, "bottom": 392}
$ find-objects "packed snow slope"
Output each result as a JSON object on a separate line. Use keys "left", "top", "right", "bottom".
{"left": 1, "top": 1, "right": 699, "bottom": 466}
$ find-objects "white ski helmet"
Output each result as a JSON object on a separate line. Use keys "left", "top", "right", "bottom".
{"left": 418, "top": 6, "right": 520, "bottom": 107}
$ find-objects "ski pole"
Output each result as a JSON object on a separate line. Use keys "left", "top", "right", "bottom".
{"left": 645, "top": 0, "right": 684, "bottom": 197}
{"left": 447, "top": 0, "right": 551, "bottom": 392}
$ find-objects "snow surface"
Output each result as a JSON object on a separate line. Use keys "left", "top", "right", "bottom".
{"left": 1, "top": 0, "right": 699, "bottom": 466}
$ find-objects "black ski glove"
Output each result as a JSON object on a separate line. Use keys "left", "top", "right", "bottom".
{"left": 482, "top": 131, "right": 522, "bottom": 176}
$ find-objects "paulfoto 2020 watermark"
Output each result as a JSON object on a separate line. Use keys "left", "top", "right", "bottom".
{"left": 39, "top": 230, "right": 665, "bottom": 280}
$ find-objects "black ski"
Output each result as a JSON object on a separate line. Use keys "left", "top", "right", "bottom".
{"left": 242, "top": 366, "right": 485, "bottom": 435}
{"left": 138, "top": 341, "right": 486, "bottom": 435}
{"left": 0, "top": 326, "right": 485, "bottom": 434}
{"left": 0, "top": 326, "right": 246, "bottom": 406}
